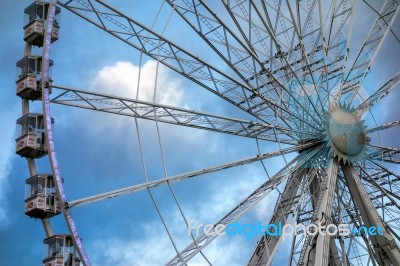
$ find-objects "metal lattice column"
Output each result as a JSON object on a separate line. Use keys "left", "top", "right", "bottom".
{"left": 342, "top": 164, "right": 400, "bottom": 265}
{"left": 301, "top": 158, "right": 339, "bottom": 266}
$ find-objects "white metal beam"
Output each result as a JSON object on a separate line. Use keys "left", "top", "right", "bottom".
{"left": 49, "top": 84, "right": 307, "bottom": 144}
{"left": 68, "top": 141, "right": 319, "bottom": 208}
{"left": 340, "top": 0, "right": 400, "bottom": 102}
{"left": 357, "top": 71, "right": 400, "bottom": 115}
{"left": 342, "top": 164, "right": 400, "bottom": 265}
{"left": 301, "top": 158, "right": 339, "bottom": 266}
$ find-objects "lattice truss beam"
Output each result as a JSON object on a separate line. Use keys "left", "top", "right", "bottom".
{"left": 357, "top": 70, "right": 400, "bottom": 115}
{"left": 340, "top": 0, "right": 400, "bottom": 102}
{"left": 49, "top": 83, "right": 400, "bottom": 157}
{"left": 49, "top": 85, "right": 306, "bottom": 144}
{"left": 367, "top": 144, "right": 400, "bottom": 164}
{"left": 357, "top": 160, "right": 400, "bottom": 210}
{"left": 59, "top": 0, "right": 386, "bottom": 138}
{"left": 248, "top": 150, "right": 331, "bottom": 266}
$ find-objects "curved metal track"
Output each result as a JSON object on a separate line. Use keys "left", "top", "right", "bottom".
{"left": 40, "top": 0, "right": 91, "bottom": 264}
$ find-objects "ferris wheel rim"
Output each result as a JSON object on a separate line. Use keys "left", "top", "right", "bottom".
{"left": 40, "top": 0, "right": 91, "bottom": 265}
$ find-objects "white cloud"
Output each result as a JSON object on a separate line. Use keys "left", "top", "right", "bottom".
{"left": 90, "top": 60, "right": 183, "bottom": 106}
{"left": 77, "top": 60, "right": 188, "bottom": 140}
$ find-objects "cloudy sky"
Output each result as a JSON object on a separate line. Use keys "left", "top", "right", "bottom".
{"left": 0, "top": 1, "right": 399, "bottom": 265}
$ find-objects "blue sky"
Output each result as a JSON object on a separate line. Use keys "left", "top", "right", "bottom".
{"left": 0, "top": 1, "right": 400, "bottom": 265}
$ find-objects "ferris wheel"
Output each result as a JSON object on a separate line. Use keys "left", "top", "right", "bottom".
{"left": 15, "top": 0, "right": 400, "bottom": 265}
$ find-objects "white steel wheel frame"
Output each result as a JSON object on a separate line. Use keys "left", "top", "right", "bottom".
{"left": 23, "top": 0, "right": 400, "bottom": 265}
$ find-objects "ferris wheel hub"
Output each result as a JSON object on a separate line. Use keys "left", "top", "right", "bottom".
{"left": 324, "top": 103, "right": 368, "bottom": 163}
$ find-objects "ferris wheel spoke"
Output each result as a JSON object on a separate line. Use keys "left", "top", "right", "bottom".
{"left": 339, "top": 0, "right": 400, "bottom": 103}
{"left": 356, "top": 165, "right": 400, "bottom": 209}
{"left": 357, "top": 70, "right": 400, "bottom": 116}
{"left": 321, "top": 0, "right": 355, "bottom": 104}
{"left": 58, "top": 0, "right": 314, "bottom": 131}
{"left": 166, "top": 148, "right": 320, "bottom": 265}
{"left": 164, "top": 0, "right": 276, "bottom": 96}
{"left": 221, "top": 0, "right": 326, "bottom": 126}
{"left": 67, "top": 142, "right": 318, "bottom": 208}
{"left": 362, "top": 0, "right": 400, "bottom": 43}
{"left": 366, "top": 158, "right": 400, "bottom": 179}
{"left": 266, "top": 0, "right": 328, "bottom": 104}
{"left": 367, "top": 144, "right": 400, "bottom": 164}
{"left": 313, "top": 0, "right": 331, "bottom": 105}
{"left": 366, "top": 120, "right": 400, "bottom": 134}
{"left": 165, "top": 0, "right": 294, "bottom": 131}
{"left": 167, "top": 0, "right": 323, "bottom": 131}
{"left": 264, "top": 0, "right": 329, "bottom": 119}
{"left": 283, "top": 0, "right": 327, "bottom": 114}
{"left": 49, "top": 84, "right": 313, "bottom": 143}
{"left": 363, "top": 158, "right": 400, "bottom": 195}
